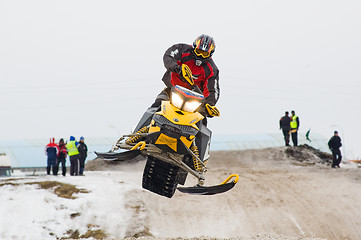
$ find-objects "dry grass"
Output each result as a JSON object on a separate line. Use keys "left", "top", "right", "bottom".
{"left": 131, "top": 227, "right": 153, "bottom": 238}
{"left": 61, "top": 225, "right": 107, "bottom": 240}
{"left": 0, "top": 182, "right": 20, "bottom": 187}
{"left": 0, "top": 178, "right": 26, "bottom": 187}
{"left": 1, "top": 178, "right": 26, "bottom": 182}
{"left": 25, "top": 181, "right": 89, "bottom": 199}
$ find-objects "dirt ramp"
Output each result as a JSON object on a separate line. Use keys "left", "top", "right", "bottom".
{"left": 122, "top": 147, "right": 361, "bottom": 240}
{"left": 123, "top": 235, "right": 324, "bottom": 240}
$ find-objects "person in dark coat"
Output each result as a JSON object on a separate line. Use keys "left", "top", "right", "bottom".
{"left": 279, "top": 111, "right": 291, "bottom": 146}
{"left": 128, "top": 34, "right": 220, "bottom": 144}
{"left": 55, "top": 138, "right": 67, "bottom": 176}
{"left": 78, "top": 136, "right": 88, "bottom": 176}
{"left": 328, "top": 131, "right": 342, "bottom": 168}
{"left": 45, "top": 138, "right": 59, "bottom": 175}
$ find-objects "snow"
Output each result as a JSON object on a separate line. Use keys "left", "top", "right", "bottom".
{"left": 0, "top": 171, "right": 139, "bottom": 240}
{"left": 1, "top": 148, "right": 361, "bottom": 240}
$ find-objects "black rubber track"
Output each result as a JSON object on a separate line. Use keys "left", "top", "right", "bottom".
{"left": 142, "top": 156, "right": 180, "bottom": 198}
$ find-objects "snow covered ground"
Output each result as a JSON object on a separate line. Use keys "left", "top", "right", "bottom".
{"left": 0, "top": 171, "right": 140, "bottom": 240}
{"left": 1, "top": 147, "right": 361, "bottom": 240}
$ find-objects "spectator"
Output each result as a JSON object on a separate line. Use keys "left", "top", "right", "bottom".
{"left": 78, "top": 136, "right": 88, "bottom": 176}
{"left": 66, "top": 136, "right": 80, "bottom": 176}
{"left": 290, "top": 110, "right": 300, "bottom": 146}
{"left": 279, "top": 111, "right": 291, "bottom": 146}
{"left": 55, "top": 138, "right": 67, "bottom": 176}
{"left": 45, "top": 138, "right": 59, "bottom": 175}
{"left": 328, "top": 131, "right": 342, "bottom": 168}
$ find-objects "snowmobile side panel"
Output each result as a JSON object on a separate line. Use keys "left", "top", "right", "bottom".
{"left": 195, "top": 123, "right": 212, "bottom": 162}
{"left": 133, "top": 106, "right": 159, "bottom": 133}
{"left": 177, "top": 182, "right": 236, "bottom": 195}
{"left": 95, "top": 150, "right": 141, "bottom": 161}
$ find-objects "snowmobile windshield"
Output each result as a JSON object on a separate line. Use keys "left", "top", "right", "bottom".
{"left": 170, "top": 85, "right": 204, "bottom": 113}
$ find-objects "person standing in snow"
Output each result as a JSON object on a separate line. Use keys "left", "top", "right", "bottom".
{"left": 328, "top": 131, "right": 342, "bottom": 168}
{"left": 45, "top": 138, "right": 59, "bottom": 175}
{"left": 279, "top": 111, "right": 291, "bottom": 146}
{"left": 66, "top": 136, "right": 80, "bottom": 176}
{"left": 78, "top": 136, "right": 88, "bottom": 176}
{"left": 55, "top": 138, "right": 67, "bottom": 176}
{"left": 290, "top": 110, "right": 300, "bottom": 146}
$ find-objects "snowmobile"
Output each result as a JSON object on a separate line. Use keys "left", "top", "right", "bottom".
{"left": 96, "top": 65, "right": 239, "bottom": 198}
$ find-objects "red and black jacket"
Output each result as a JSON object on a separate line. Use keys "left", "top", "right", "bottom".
{"left": 162, "top": 43, "right": 220, "bottom": 106}
{"left": 58, "top": 143, "right": 68, "bottom": 159}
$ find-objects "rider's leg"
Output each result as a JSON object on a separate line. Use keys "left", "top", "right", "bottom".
{"left": 151, "top": 87, "right": 170, "bottom": 108}
{"left": 127, "top": 88, "right": 171, "bottom": 144}
{"left": 195, "top": 120, "right": 212, "bottom": 163}
{"left": 131, "top": 88, "right": 170, "bottom": 134}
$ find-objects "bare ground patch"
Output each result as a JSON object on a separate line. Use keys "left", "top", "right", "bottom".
{"left": 61, "top": 224, "right": 107, "bottom": 240}
{"left": 25, "top": 181, "right": 89, "bottom": 199}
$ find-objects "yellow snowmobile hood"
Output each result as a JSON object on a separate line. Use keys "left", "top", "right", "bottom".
{"left": 155, "top": 101, "right": 204, "bottom": 130}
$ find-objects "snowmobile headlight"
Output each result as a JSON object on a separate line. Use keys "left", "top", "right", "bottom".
{"left": 171, "top": 92, "right": 184, "bottom": 109}
{"left": 170, "top": 85, "right": 204, "bottom": 112}
{"left": 183, "top": 101, "right": 202, "bottom": 113}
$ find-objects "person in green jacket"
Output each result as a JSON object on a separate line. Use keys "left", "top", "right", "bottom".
{"left": 66, "top": 136, "right": 80, "bottom": 176}
{"left": 290, "top": 110, "right": 300, "bottom": 146}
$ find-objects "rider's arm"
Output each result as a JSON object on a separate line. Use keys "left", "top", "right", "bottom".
{"left": 163, "top": 43, "right": 188, "bottom": 72}
{"left": 205, "top": 60, "right": 220, "bottom": 106}
{"left": 162, "top": 43, "right": 189, "bottom": 88}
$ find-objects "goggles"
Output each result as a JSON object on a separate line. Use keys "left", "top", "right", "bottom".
{"left": 194, "top": 48, "right": 211, "bottom": 58}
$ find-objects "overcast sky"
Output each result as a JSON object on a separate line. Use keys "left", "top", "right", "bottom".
{"left": 1, "top": 0, "right": 360, "bottom": 158}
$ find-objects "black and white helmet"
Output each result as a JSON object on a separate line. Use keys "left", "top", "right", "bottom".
{"left": 193, "top": 34, "right": 216, "bottom": 59}
{"left": 192, "top": 34, "right": 215, "bottom": 66}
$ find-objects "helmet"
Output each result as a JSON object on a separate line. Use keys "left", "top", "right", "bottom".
{"left": 193, "top": 34, "right": 216, "bottom": 59}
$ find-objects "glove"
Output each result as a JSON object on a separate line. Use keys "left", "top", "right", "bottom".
{"left": 171, "top": 64, "right": 182, "bottom": 74}
{"left": 180, "top": 64, "right": 194, "bottom": 86}
{"left": 171, "top": 64, "right": 194, "bottom": 86}
{"left": 205, "top": 103, "right": 220, "bottom": 117}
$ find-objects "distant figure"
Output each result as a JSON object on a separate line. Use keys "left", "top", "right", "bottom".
{"left": 78, "top": 136, "right": 88, "bottom": 176}
{"left": 45, "top": 138, "right": 59, "bottom": 175}
{"left": 55, "top": 138, "right": 67, "bottom": 176}
{"left": 66, "top": 136, "right": 80, "bottom": 176}
{"left": 290, "top": 110, "right": 300, "bottom": 146}
{"left": 328, "top": 131, "right": 342, "bottom": 168}
{"left": 279, "top": 111, "right": 291, "bottom": 146}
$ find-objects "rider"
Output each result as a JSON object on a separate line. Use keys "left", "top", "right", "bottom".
{"left": 129, "top": 34, "right": 220, "bottom": 142}
{"left": 151, "top": 34, "right": 220, "bottom": 117}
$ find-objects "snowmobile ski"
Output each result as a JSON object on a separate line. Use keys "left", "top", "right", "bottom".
{"left": 95, "top": 150, "right": 141, "bottom": 161}
{"left": 177, "top": 174, "right": 239, "bottom": 195}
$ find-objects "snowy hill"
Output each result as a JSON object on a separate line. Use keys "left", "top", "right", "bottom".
{"left": 1, "top": 147, "right": 361, "bottom": 240}
{"left": 0, "top": 171, "right": 138, "bottom": 239}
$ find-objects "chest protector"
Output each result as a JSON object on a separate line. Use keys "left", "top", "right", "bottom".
{"left": 170, "top": 53, "right": 214, "bottom": 98}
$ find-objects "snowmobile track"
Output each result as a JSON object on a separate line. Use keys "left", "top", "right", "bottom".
{"left": 142, "top": 156, "right": 180, "bottom": 198}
